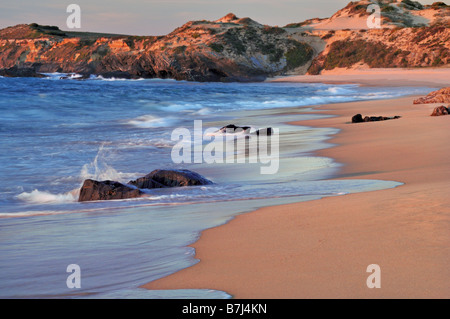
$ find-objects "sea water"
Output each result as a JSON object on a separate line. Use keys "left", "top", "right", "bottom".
{"left": 0, "top": 75, "right": 433, "bottom": 298}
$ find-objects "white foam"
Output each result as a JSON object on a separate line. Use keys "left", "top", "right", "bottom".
{"left": 80, "top": 144, "right": 138, "bottom": 183}
{"left": 0, "top": 210, "right": 67, "bottom": 218}
{"left": 16, "top": 189, "right": 78, "bottom": 204}
{"left": 42, "top": 72, "right": 83, "bottom": 80}
{"left": 125, "top": 115, "right": 177, "bottom": 128}
{"left": 89, "top": 75, "right": 145, "bottom": 81}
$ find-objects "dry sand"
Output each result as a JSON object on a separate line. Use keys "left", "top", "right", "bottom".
{"left": 143, "top": 73, "right": 450, "bottom": 299}
{"left": 270, "top": 67, "right": 450, "bottom": 87}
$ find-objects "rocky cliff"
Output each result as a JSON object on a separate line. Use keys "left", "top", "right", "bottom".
{"left": 0, "top": 1, "right": 448, "bottom": 81}
{"left": 0, "top": 15, "right": 314, "bottom": 81}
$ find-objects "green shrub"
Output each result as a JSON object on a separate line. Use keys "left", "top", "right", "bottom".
{"left": 381, "top": 6, "right": 397, "bottom": 13}
{"left": 223, "top": 29, "right": 246, "bottom": 54}
{"left": 269, "top": 49, "right": 284, "bottom": 63}
{"left": 431, "top": 2, "right": 448, "bottom": 8}
{"left": 173, "top": 45, "right": 187, "bottom": 54}
{"left": 208, "top": 42, "right": 224, "bottom": 53}
{"left": 262, "top": 26, "right": 286, "bottom": 35}
{"left": 322, "top": 40, "right": 408, "bottom": 70}
{"left": 401, "top": 0, "right": 424, "bottom": 10}
{"left": 285, "top": 41, "right": 313, "bottom": 69}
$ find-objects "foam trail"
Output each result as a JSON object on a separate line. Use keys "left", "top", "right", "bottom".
{"left": 16, "top": 189, "right": 78, "bottom": 204}
{"left": 125, "top": 114, "right": 177, "bottom": 128}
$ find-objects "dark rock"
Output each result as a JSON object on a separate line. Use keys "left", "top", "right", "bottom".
{"left": 129, "top": 169, "right": 213, "bottom": 189}
{"left": 218, "top": 124, "right": 251, "bottom": 134}
{"left": 0, "top": 65, "right": 45, "bottom": 78}
{"left": 78, "top": 179, "right": 142, "bottom": 202}
{"left": 352, "top": 114, "right": 364, "bottom": 123}
{"left": 430, "top": 105, "right": 449, "bottom": 116}
{"left": 364, "top": 116, "right": 385, "bottom": 122}
{"left": 352, "top": 114, "right": 401, "bottom": 123}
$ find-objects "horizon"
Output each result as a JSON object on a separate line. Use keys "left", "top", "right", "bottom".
{"left": 0, "top": 0, "right": 442, "bottom": 36}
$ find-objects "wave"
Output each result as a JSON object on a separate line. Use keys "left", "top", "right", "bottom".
{"left": 89, "top": 75, "right": 146, "bottom": 81}
{"left": 317, "top": 85, "right": 357, "bottom": 95}
{"left": 15, "top": 189, "right": 78, "bottom": 204}
{"left": 80, "top": 143, "right": 140, "bottom": 183}
{"left": 125, "top": 114, "right": 178, "bottom": 128}
{"left": 42, "top": 72, "right": 84, "bottom": 80}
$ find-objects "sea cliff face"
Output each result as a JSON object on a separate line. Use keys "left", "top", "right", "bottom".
{"left": 0, "top": 16, "right": 314, "bottom": 81}
{"left": 0, "top": 1, "right": 449, "bottom": 81}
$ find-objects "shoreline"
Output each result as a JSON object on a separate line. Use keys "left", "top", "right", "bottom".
{"left": 143, "top": 75, "right": 449, "bottom": 298}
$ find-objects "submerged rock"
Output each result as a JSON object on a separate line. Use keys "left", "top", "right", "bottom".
{"left": 129, "top": 169, "right": 213, "bottom": 189}
{"left": 78, "top": 179, "right": 142, "bottom": 202}
{"left": 430, "top": 105, "right": 449, "bottom": 116}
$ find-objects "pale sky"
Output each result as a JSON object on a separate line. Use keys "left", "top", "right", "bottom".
{"left": 0, "top": 0, "right": 441, "bottom": 36}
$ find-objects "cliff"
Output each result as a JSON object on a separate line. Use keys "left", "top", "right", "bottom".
{"left": 0, "top": 1, "right": 448, "bottom": 81}
{"left": 0, "top": 17, "right": 314, "bottom": 81}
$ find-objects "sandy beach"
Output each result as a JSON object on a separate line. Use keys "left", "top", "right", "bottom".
{"left": 271, "top": 67, "right": 450, "bottom": 87}
{"left": 144, "top": 71, "right": 450, "bottom": 299}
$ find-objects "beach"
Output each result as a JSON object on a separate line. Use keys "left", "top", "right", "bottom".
{"left": 144, "top": 71, "right": 450, "bottom": 298}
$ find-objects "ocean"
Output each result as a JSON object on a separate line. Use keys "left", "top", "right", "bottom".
{"left": 0, "top": 74, "right": 433, "bottom": 298}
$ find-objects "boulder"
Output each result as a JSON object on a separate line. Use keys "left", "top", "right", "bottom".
{"left": 129, "top": 169, "right": 213, "bottom": 189}
{"left": 430, "top": 105, "right": 449, "bottom": 116}
{"left": 352, "top": 114, "right": 364, "bottom": 123}
{"left": 413, "top": 87, "right": 450, "bottom": 104}
{"left": 78, "top": 179, "right": 142, "bottom": 202}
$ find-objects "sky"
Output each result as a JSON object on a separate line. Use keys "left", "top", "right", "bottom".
{"left": 0, "top": 0, "right": 441, "bottom": 36}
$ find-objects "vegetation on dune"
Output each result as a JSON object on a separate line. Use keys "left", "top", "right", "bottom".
{"left": 208, "top": 42, "right": 224, "bottom": 53}
{"left": 284, "top": 40, "right": 313, "bottom": 69}
{"left": 222, "top": 28, "right": 246, "bottom": 54}
{"left": 430, "top": 2, "right": 449, "bottom": 8}
{"left": 324, "top": 40, "right": 411, "bottom": 69}
{"left": 400, "top": 0, "right": 424, "bottom": 10}
{"left": 29, "top": 23, "right": 67, "bottom": 37}
{"left": 173, "top": 45, "right": 187, "bottom": 54}
{"left": 261, "top": 26, "right": 286, "bottom": 35}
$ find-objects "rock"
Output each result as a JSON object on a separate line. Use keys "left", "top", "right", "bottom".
{"left": 217, "top": 124, "right": 251, "bottom": 134}
{"left": 352, "top": 114, "right": 364, "bottom": 123}
{"left": 413, "top": 88, "right": 450, "bottom": 104}
{"left": 78, "top": 179, "right": 142, "bottom": 202}
{"left": 352, "top": 114, "right": 401, "bottom": 123}
{"left": 430, "top": 105, "right": 449, "bottom": 116}
{"left": 129, "top": 169, "right": 213, "bottom": 189}
{"left": 0, "top": 65, "right": 45, "bottom": 78}
{"left": 364, "top": 116, "right": 385, "bottom": 122}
